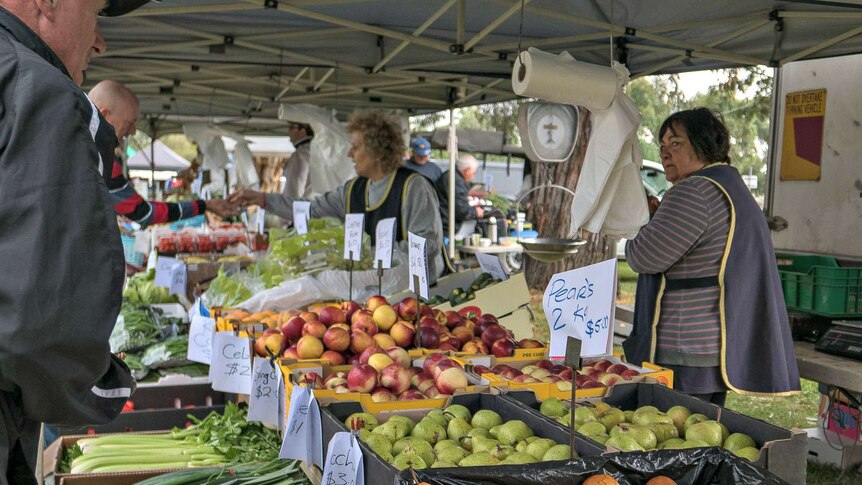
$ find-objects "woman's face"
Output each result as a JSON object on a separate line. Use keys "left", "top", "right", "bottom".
{"left": 348, "top": 130, "right": 377, "bottom": 178}
{"left": 659, "top": 123, "right": 706, "bottom": 184}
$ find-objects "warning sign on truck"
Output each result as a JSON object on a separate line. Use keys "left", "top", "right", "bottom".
{"left": 780, "top": 89, "right": 826, "bottom": 181}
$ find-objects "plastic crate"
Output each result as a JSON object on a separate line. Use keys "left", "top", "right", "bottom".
{"left": 778, "top": 254, "right": 862, "bottom": 317}
{"left": 121, "top": 234, "right": 145, "bottom": 267}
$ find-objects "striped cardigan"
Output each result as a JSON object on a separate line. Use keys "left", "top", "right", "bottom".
{"left": 625, "top": 176, "right": 731, "bottom": 367}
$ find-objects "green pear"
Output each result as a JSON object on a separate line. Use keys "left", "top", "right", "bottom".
{"left": 443, "top": 404, "right": 472, "bottom": 423}
{"left": 426, "top": 409, "right": 448, "bottom": 427}
{"left": 659, "top": 438, "right": 686, "bottom": 449}
{"left": 525, "top": 436, "right": 540, "bottom": 444}
{"left": 446, "top": 417, "right": 473, "bottom": 441}
{"left": 433, "top": 439, "right": 460, "bottom": 451}
{"left": 623, "top": 410, "right": 635, "bottom": 423}
{"left": 358, "top": 429, "right": 371, "bottom": 441}
{"left": 378, "top": 451, "right": 394, "bottom": 463}
{"left": 489, "top": 424, "right": 502, "bottom": 439}
{"left": 680, "top": 439, "right": 710, "bottom": 449}
{"left": 386, "top": 415, "right": 416, "bottom": 433}
{"left": 392, "top": 437, "right": 435, "bottom": 465}
{"left": 435, "top": 445, "right": 468, "bottom": 464}
{"left": 633, "top": 405, "right": 661, "bottom": 417}
{"left": 574, "top": 406, "right": 597, "bottom": 427}
{"left": 501, "top": 452, "right": 538, "bottom": 465}
{"left": 471, "top": 410, "right": 503, "bottom": 430}
{"left": 525, "top": 438, "right": 555, "bottom": 460}
{"left": 542, "top": 444, "right": 573, "bottom": 461}
{"left": 471, "top": 435, "right": 500, "bottom": 454}
{"left": 605, "top": 435, "right": 646, "bottom": 452}
{"left": 372, "top": 421, "right": 410, "bottom": 442}
{"left": 412, "top": 419, "right": 447, "bottom": 444}
{"left": 578, "top": 421, "right": 608, "bottom": 437}
{"left": 718, "top": 422, "right": 730, "bottom": 442}
{"left": 497, "top": 420, "right": 534, "bottom": 445}
{"left": 724, "top": 433, "right": 756, "bottom": 452}
{"left": 392, "top": 454, "right": 427, "bottom": 470}
{"left": 666, "top": 406, "right": 691, "bottom": 434}
{"left": 540, "top": 398, "right": 569, "bottom": 418}
{"left": 733, "top": 446, "right": 761, "bottom": 462}
{"left": 683, "top": 413, "right": 709, "bottom": 433}
{"left": 596, "top": 408, "right": 626, "bottom": 433}
{"left": 431, "top": 460, "right": 457, "bottom": 468}
{"left": 515, "top": 440, "right": 528, "bottom": 453}
{"left": 610, "top": 424, "right": 657, "bottom": 450}
{"left": 489, "top": 444, "right": 515, "bottom": 460}
{"left": 633, "top": 412, "right": 673, "bottom": 427}
{"left": 459, "top": 452, "right": 499, "bottom": 466}
{"left": 649, "top": 423, "right": 679, "bottom": 444}
{"left": 345, "top": 412, "right": 378, "bottom": 431}
{"left": 467, "top": 427, "right": 489, "bottom": 438}
{"left": 685, "top": 421, "right": 723, "bottom": 447}
{"left": 556, "top": 414, "right": 572, "bottom": 427}
{"left": 590, "top": 402, "right": 611, "bottom": 416}
{"left": 363, "top": 434, "right": 393, "bottom": 457}
{"left": 591, "top": 433, "right": 610, "bottom": 445}
{"left": 459, "top": 436, "right": 473, "bottom": 452}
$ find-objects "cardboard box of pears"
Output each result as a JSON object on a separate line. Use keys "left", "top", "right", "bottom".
{"left": 509, "top": 382, "right": 807, "bottom": 485}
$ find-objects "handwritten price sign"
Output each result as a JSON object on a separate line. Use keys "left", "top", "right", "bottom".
{"left": 408, "top": 232, "right": 429, "bottom": 299}
{"left": 293, "top": 201, "right": 311, "bottom": 235}
{"left": 375, "top": 217, "right": 396, "bottom": 269}
{"left": 344, "top": 213, "right": 365, "bottom": 261}
{"left": 322, "top": 432, "right": 364, "bottom": 485}
{"left": 279, "top": 385, "right": 323, "bottom": 467}
{"left": 187, "top": 315, "right": 215, "bottom": 365}
{"left": 543, "top": 258, "right": 617, "bottom": 358}
{"left": 208, "top": 332, "right": 252, "bottom": 394}
{"left": 248, "top": 358, "right": 283, "bottom": 428}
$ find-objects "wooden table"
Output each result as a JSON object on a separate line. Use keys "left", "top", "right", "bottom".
{"left": 794, "top": 341, "right": 862, "bottom": 394}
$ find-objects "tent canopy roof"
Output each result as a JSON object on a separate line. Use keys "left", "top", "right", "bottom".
{"left": 126, "top": 139, "right": 192, "bottom": 171}
{"left": 91, "top": 0, "right": 862, "bottom": 135}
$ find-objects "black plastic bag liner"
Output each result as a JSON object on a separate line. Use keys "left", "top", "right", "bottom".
{"left": 396, "top": 447, "right": 788, "bottom": 485}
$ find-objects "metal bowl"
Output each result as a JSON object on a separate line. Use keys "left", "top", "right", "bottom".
{"left": 519, "top": 238, "right": 587, "bottom": 263}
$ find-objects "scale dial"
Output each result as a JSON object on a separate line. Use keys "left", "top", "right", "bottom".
{"left": 519, "top": 103, "right": 579, "bottom": 162}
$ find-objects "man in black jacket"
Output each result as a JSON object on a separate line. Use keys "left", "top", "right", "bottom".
{"left": 0, "top": 1, "right": 147, "bottom": 482}
{"left": 436, "top": 154, "right": 484, "bottom": 233}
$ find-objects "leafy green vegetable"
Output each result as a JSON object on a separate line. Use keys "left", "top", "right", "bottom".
{"left": 141, "top": 336, "right": 191, "bottom": 369}
{"left": 110, "top": 306, "right": 164, "bottom": 353}
{"left": 123, "top": 270, "right": 178, "bottom": 305}
{"left": 59, "top": 444, "right": 83, "bottom": 473}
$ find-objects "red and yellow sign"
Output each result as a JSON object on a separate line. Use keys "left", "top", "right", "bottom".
{"left": 780, "top": 89, "right": 827, "bottom": 181}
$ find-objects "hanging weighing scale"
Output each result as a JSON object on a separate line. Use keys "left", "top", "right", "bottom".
{"left": 515, "top": 102, "right": 586, "bottom": 263}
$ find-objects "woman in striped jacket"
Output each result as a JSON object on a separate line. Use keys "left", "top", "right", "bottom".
{"left": 623, "top": 108, "right": 800, "bottom": 405}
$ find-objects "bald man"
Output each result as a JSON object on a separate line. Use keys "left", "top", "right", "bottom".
{"left": 88, "top": 80, "right": 237, "bottom": 226}
{"left": 0, "top": 1, "right": 148, "bottom": 482}
{"left": 435, "top": 154, "right": 484, "bottom": 232}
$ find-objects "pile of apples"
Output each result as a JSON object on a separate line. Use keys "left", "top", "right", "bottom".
{"left": 252, "top": 295, "right": 543, "bottom": 363}
{"left": 294, "top": 352, "right": 469, "bottom": 403}
{"left": 473, "top": 358, "right": 642, "bottom": 391}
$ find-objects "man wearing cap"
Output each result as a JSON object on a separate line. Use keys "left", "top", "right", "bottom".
{"left": 436, "top": 154, "right": 484, "bottom": 233}
{"left": 406, "top": 136, "right": 443, "bottom": 182}
{"left": 283, "top": 121, "right": 315, "bottom": 199}
{"left": 0, "top": 0, "right": 147, "bottom": 481}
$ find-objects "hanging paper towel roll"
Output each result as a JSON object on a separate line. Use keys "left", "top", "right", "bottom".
{"left": 512, "top": 47, "right": 618, "bottom": 110}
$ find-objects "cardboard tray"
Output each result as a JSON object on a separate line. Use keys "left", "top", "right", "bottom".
{"left": 506, "top": 382, "right": 806, "bottom": 485}
{"left": 320, "top": 390, "right": 610, "bottom": 485}
{"left": 433, "top": 272, "right": 530, "bottom": 318}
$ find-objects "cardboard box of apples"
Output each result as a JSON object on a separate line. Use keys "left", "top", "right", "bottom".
{"left": 462, "top": 355, "right": 673, "bottom": 400}
{"left": 506, "top": 382, "right": 807, "bottom": 485}
{"left": 319, "top": 390, "right": 609, "bottom": 485}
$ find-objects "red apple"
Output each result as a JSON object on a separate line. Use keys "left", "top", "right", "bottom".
{"left": 296, "top": 335, "right": 324, "bottom": 359}
{"left": 443, "top": 311, "right": 463, "bottom": 329}
{"left": 547, "top": 375, "right": 563, "bottom": 383}
{"left": 458, "top": 306, "right": 482, "bottom": 320}
{"left": 302, "top": 320, "right": 327, "bottom": 339}
{"left": 373, "top": 333, "right": 397, "bottom": 349}
{"left": 351, "top": 312, "right": 378, "bottom": 336}
{"left": 419, "top": 304, "right": 433, "bottom": 319}
{"left": 607, "top": 364, "right": 630, "bottom": 375}
{"left": 323, "top": 327, "right": 350, "bottom": 352}
{"left": 372, "top": 305, "right": 398, "bottom": 332}
{"left": 444, "top": 336, "right": 462, "bottom": 351}
{"left": 536, "top": 360, "right": 553, "bottom": 370}
{"left": 298, "top": 371, "right": 323, "bottom": 388}
{"left": 481, "top": 325, "right": 508, "bottom": 349}
{"left": 550, "top": 364, "right": 567, "bottom": 375}
{"left": 491, "top": 338, "right": 516, "bottom": 358}
{"left": 559, "top": 368, "right": 574, "bottom": 380}
{"left": 262, "top": 333, "right": 285, "bottom": 357}
{"left": 280, "top": 316, "right": 306, "bottom": 342}
{"left": 398, "top": 298, "right": 419, "bottom": 321}
{"left": 380, "top": 363, "right": 411, "bottom": 394}
{"left": 500, "top": 368, "right": 521, "bottom": 380}
{"left": 592, "top": 359, "right": 614, "bottom": 372}
{"left": 476, "top": 313, "right": 498, "bottom": 327}
{"left": 389, "top": 322, "right": 415, "bottom": 347}
{"left": 319, "top": 306, "right": 346, "bottom": 327}
{"left": 399, "top": 389, "right": 426, "bottom": 400}
{"left": 341, "top": 300, "right": 361, "bottom": 321}
{"left": 359, "top": 345, "right": 385, "bottom": 364}
{"left": 281, "top": 346, "right": 299, "bottom": 360}
{"left": 365, "top": 295, "right": 389, "bottom": 312}
{"left": 451, "top": 326, "right": 474, "bottom": 345}
{"left": 598, "top": 373, "right": 622, "bottom": 386}
{"left": 349, "top": 330, "right": 374, "bottom": 355}
{"left": 320, "top": 350, "right": 346, "bottom": 365}
{"left": 411, "top": 371, "right": 433, "bottom": 389}
{"left": 324, "top": 373, "right": 347, "bottom": 389}
{"left": 347, "top": 364, "right": 379, "bottom": 393}
{"left": 423, "top": 385, "right": 443, "bottom": 399}
{"left": 432, "top": 358, "right": 463, "bottom": 379}
{"left": 346, "top": 354, "right": 360, "bottom": 365}
{"left": 620, "top": 369, "right": 640, "bottom": 379}
{"left": 581, "top": 380, "right": 607, "bottom": 389}
{"left": 368, "top": 386, "right": 396, "bottom": 402}
{"left": 512, "top": 374, "right": 539, "bottom": 383}
{"left": 491, "top": 364, "right": 512, "bottom": 374}
{"left": 385, "top": 347, "right": 411, "bottom": 368}
{"left": 415, "top": 326, "right": 440, "bottom": 349}
{"left": 472, "top": 365, "right": 490, "bottom": 375}
{"left": 298, "top": 311, "right": 318, "bottom": 322}
{"left": 574, "top": 374, "right": 592, "bottom": 387}
{"left": 435, "top": 366, "right": 468, "bottom": 394}
{"left": 517, "top": 338, "right": 545, "bottom": 349}
{"left": 407, "top": 367, "right": 423, "bottom": 377}
{"left": 422, "top": 353, "right": 448, "bottom": 375}
{"left": 432, "top": 309, "right": 447, "bottom": 325}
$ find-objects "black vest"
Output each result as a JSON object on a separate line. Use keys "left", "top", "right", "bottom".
{"left": 345, "top": 167, "right": 417, "bottom": 245}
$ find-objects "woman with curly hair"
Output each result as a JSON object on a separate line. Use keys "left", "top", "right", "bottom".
{"left": 231, "top": 109, "right": 444, "bottom": 277}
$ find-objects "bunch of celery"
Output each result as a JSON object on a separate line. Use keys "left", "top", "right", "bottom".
{"left": 135, "top": 459, "right": 311, "bottom": 485}
{"left": 69, "top": 434, "right": 224, "bottom": 474}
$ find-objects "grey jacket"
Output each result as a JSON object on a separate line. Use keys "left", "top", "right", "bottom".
{"left": 0, "top": 7, "right": 134, "bottom": 475}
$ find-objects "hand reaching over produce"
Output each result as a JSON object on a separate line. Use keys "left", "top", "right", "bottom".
{"left": 206, "top": 198, "right": 241, "bottom": 218}
{"left": 229, "top": 189, "right": 266, "bottom": 208}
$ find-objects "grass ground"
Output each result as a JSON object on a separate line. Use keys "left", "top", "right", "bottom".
{"left": 526, "top": 261, "right": 859, "bottom": 483}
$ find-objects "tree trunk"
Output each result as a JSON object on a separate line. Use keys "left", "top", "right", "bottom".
{"left": 525, "top": 108, "right": 617, "bottom": 292}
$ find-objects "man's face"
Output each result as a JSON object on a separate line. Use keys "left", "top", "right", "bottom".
{"left": 413, "top": 153, "right": 429, "bottom": 165}
{"left": 461, "top": 166, "right": 476, "bottom": 183}
{"left": 41, "top": 0, "right": 107, "bottom": 85}
{"left": 287, "top": 124, "right": 306, "bottom": 141}
{"left": 108, "top": 99, "right": 140, "bottom": 140}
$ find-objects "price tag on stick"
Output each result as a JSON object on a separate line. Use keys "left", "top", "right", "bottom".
{"left": 248, "top": 358, "right": 282, "bottom": 427}
{"left": 476, "top": 253, "right": 509, "bottom": 281}
{"left": 321, "top": 432, "right": 364, "bottom": 485}
{"left": 565, "top": 335, "right": 582, "bottom": 461}
{"left": 408, "top": 232, "right": 429, "bottom": 300}
{"left": 187, "top": 315, "right": 215, "bottom": 365}
{"left": 293, "top": 201, "right": 311, "bottom": 235}
{"left": 279, "top": 385, "right": 323, "bottom": 467}
{"left": 154, "top": 256, "right": 178, "bottom": 288}
{"left": 343, "top": 213, "right": 364, "bottom": 261}
{"left": 168, "top": 261, "right": 187, "bottom": 296}
{"left": 374, "top": 217, "right": 396, "bottom": 269}
{"left": 209, "top": 332, "right": 252, "bottom": 394}
{"left": 543, "top": 258, "right": 617, "bottom": 359}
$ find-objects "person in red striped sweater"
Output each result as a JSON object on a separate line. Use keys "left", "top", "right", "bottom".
{"left": 88, "top": 80, "right": 238, "bottom": 227}
{"left": 624, "top": 108, "right": 799, "bottom": 404}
